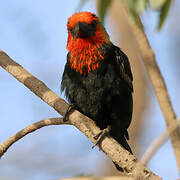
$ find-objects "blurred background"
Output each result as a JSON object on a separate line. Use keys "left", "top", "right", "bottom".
{"left": 0, "top": 0, "right": 180, "bottom": 179}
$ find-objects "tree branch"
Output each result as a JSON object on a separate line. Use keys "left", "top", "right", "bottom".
{"left": 0, "top": 50, "right": 161, "bottom": 179}
{"left": 0, "top": 118, "right": 67, "bottom": 157}
{"left": 119, "top": 1, "right": 180, "bottom": 171}
{"left": 61, "top": 176, "right": 138, "bottom": 180}
{"left": 141, "top": 118, "right": 180, "bottom": 165}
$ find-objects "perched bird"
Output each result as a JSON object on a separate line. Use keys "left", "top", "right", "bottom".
{"left": 61, "top": 12, "right": 133, "bottom": 170}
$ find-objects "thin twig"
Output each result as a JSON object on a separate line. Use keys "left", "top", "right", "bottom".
{"left": 119, "top": 1, "right": 180, "bottom": 171}
{"left": 0, "top": 50, "right": 161, "bottom": 179}
{"left": 0, "top": 50, "right": 69, "bottom": 116}
{"left": 0, "top": 118, "right": 68, "bottom": 158}
{"left": 141, "top": 118, "right": 180, "bottom": 165}
{"left": 61, "top": 176, "right": 137, "bottom": 180}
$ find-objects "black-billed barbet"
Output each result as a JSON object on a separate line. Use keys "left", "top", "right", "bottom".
{"left": 61, "top": 12, "right": 133, "bottom": 169}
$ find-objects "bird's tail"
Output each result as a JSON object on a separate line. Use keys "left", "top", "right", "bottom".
{"left": 117, "top": 134, "right": 132, "bottom": 154}
{"left": 112, "top": 132, "right": 132, "bottom": 171}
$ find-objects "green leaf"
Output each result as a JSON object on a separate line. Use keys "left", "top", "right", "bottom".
{"left": 98, "top": 0, "right": 112, "bottom": 24}
{"left": 157, "top": 0, "right": 172, "bottom": 30}
{"left": 136, "top": 0, "right": 148, "bottom": 14}
{"left": 124, "top": 0, "right": 146, "bottom": 29}
{"left": 149, "top": 0, "right": 167, "bottom": 10}
{"left": 125, "top": 0, "right": 148, "bottom": 21}
{"left": 76, "top": 0, "right": 88, "bottom": 11}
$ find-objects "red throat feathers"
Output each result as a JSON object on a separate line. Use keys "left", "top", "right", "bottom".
{"left": 66, "top": 12, "right": 110, "bottom": 75}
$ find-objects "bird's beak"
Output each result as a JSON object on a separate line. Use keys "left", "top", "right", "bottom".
{"left": 74, "top": 22, "right": 95, "bottom": 39}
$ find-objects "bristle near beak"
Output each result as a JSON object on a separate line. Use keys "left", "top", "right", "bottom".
{"left": 73, "top": 21, "right": 96, "bottom": 39}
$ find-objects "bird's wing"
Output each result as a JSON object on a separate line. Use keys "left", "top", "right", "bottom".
{"left": 114, "top": 46, "right": 133, "bottom": 92}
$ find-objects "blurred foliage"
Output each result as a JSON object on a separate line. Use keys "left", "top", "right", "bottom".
{"left": 75, "top": 173, "right": 92, "bottom": 177}
{"left": 78, "top": 0, "right": 174, "bottom": 30}
{"left": 125, "top": 0, "right": 173, "bottom": 30}
{"left": 77, "top": 0, "right": 88, "bottom": 11}
{"left": 97, "top": 0, "right": 112, "bottom": 24}
{"left": 157, "top": 0, "right": 172, "bottom": 29}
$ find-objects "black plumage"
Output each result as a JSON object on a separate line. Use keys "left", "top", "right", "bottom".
{"left": 61, "top": 44, "right": 133, "bottom": 154}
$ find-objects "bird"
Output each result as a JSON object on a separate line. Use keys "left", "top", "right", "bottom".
{"left": 61, "top": 12, "right": 133, "bottom": 170}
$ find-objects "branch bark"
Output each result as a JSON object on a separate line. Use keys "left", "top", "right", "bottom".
{"left": 0, "top": 118, "right": 67, "bottom": 157}
{"left": 61, "top": 176, "right": 138, "bottom": 180}
{"left": 119, "top": 1, "right": 180, "bottom": 171}
{"left": 141, "top": 118, "right": 180, "bottom": 165}
{"left": 0, "top": 50, "right": 161, "bottom": 179}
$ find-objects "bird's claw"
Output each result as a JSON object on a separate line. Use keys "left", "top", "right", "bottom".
{"left": 63, "top": 104, "right": 76, "bottom": 122}
{"left": 92, "top": 126, "right": 111, "bottom": 149}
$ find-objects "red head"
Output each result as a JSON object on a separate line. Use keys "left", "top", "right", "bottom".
{"left": 66, "top": 12, "right": 110, "bottom": 75}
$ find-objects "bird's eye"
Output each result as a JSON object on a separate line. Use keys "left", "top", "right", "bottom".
{"left": 92, "top": 14, "right": 96, "bottom": 17}
{"left": 69, "top": 27, "right": 73, "bottom": 32}
{"left": 90, "top": 21, "right": 97, "bottom": 29}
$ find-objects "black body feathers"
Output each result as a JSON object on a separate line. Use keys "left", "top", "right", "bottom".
{"left": 61, "top": 44, "right": 133, "bottom": 154}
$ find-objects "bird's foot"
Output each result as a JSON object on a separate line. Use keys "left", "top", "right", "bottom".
{"left": 63, "top": 104, "right": 76, "bottom": 122}
{"left": 92, "top": 126, "right": 111, "bottom": 149}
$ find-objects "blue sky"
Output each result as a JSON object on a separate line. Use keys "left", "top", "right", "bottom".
{"left": 0, "top": 0, "right": 180, "bottom": 180}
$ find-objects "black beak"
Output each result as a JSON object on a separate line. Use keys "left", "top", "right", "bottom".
{"left": 73, "top": 21, "right": 96, "bottom": 39}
